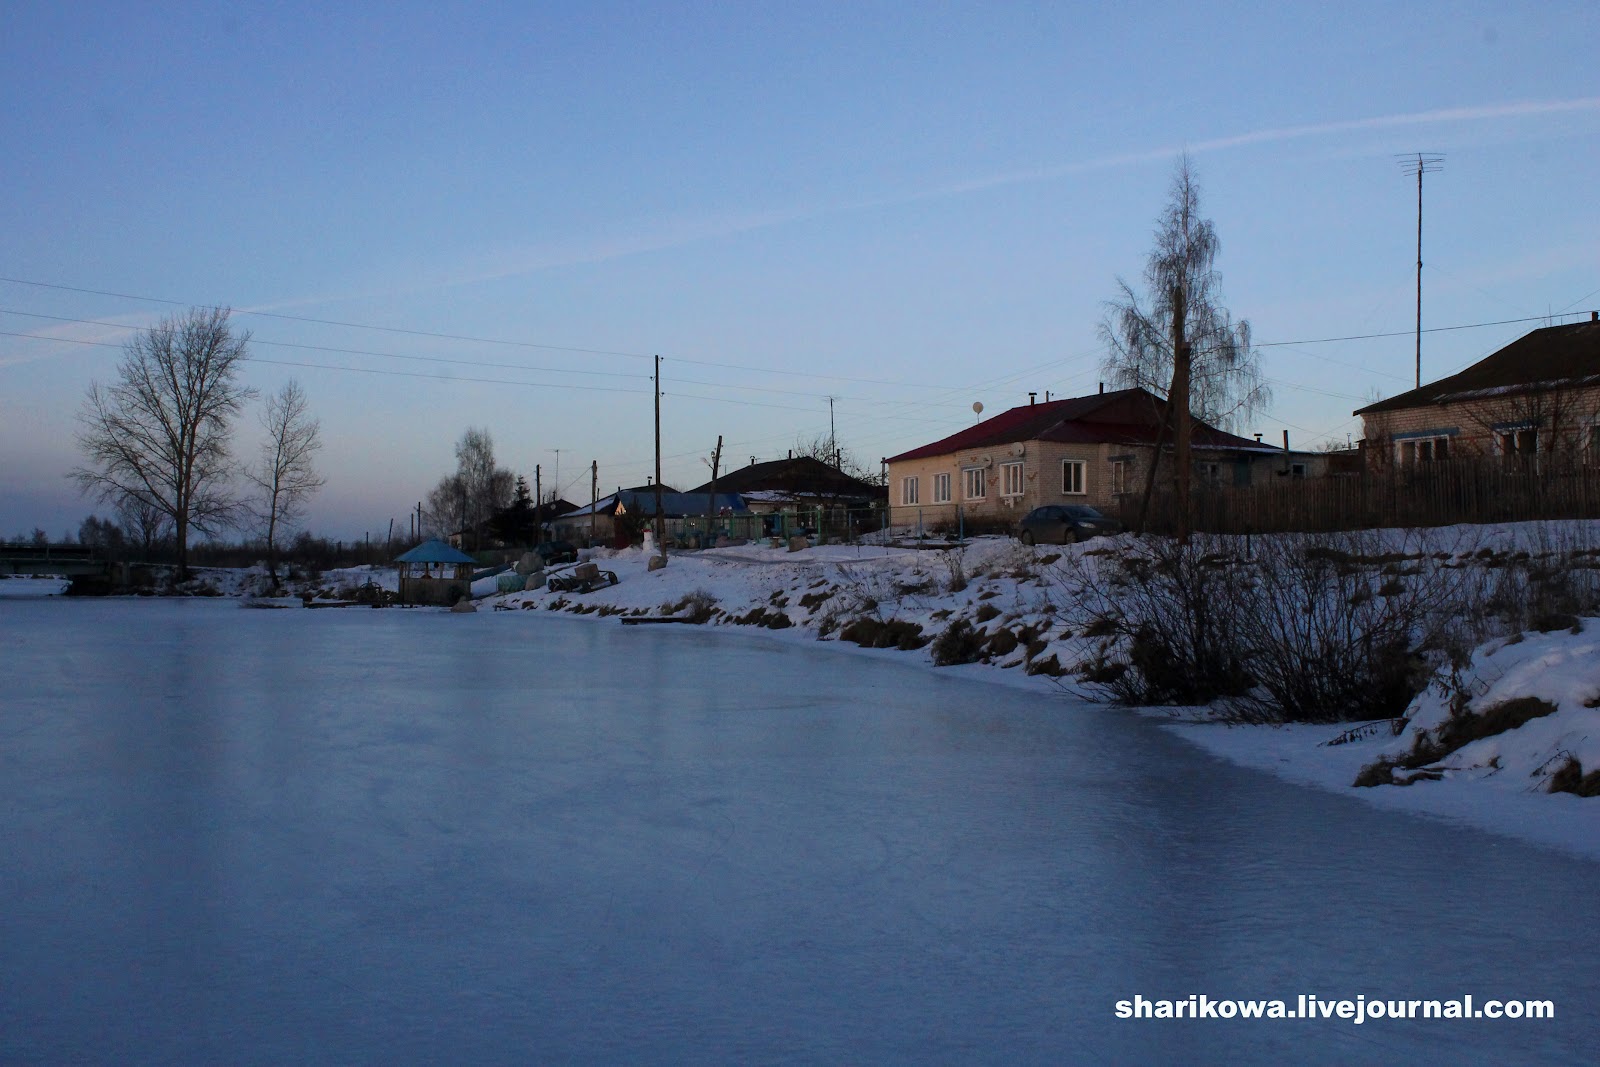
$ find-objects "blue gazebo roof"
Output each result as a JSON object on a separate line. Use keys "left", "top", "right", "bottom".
{"left": 394, "top": 539, "right": 477, "bottom": 565}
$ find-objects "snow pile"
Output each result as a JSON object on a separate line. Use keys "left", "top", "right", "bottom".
{"left": 1364, "top": 626, "right": 1600, "bottom": 792}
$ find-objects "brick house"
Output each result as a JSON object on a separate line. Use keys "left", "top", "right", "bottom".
{"left": 1355, "top": 314, "right": 1600, "bottom": 470}
{"left": 885, "top": 387, "right": 1285, "bottom": 530}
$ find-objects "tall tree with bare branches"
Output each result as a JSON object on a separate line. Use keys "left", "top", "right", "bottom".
{"left": 72, "top": 307, "right": 255, "bottom": 578}
{"left": 1099, "top": 155, "right": 1269, "bottom": 432}
{"left": 247, "top": 380, "right": 325, "bottom": 583}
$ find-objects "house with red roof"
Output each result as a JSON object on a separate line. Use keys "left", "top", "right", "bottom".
{"left": 884, "top": 387, "right": 1292, "bottom": 530}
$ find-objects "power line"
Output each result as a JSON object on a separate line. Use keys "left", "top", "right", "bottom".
{"left": 0, "top": 275, "right": 956, "bottom": 392}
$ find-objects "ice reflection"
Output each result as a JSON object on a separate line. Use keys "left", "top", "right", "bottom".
{"left": 1, "top": 599, "right": 1595, "bottom": 1063}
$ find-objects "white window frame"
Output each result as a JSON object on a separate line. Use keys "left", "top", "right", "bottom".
{"left": 1495, "top": 425, "right": 1538, "bottom": 456}
{"left": 1061, "top": 460, "right": 1085, "bottom": 496}
{"left": 962, "top": 467, "right": 987, "bottom": 500}
{"left": 1109, "top": 460, "right": 1127, "bottom": 496}
{"left": 1397, "top": 435, "right": 1451, "bottom": 466}
{"left": 1001, "top": 461, "right": 1024, "bottom": 497}
{"left": 901, "top": 476, "right": 919, "bottom": 506}
{"left": 932, "top": 471, "right": 951, "bottom": 503}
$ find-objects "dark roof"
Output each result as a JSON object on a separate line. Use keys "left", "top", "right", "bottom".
{"left": 538, "top": 498, "right": 579, "bottom": 518}
{"left": 1355, "top": 318, "right": 1600, "bottom": 416}
{"left": 564, "top": 491, "right": 747, "bottom": 518}
{"left": 686, "top": 455, "right": 884, "bottom": 499}
{"left": 394, "top": 539, "right": 476, "bottom": 564}
{"left": 886, "top": 387, "right": 1270, "bottom": 463}
{"left": 618, "top": 482, "right": 679, "bottom": 495}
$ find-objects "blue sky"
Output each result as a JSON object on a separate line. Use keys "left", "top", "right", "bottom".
{"left": 3, "top": 1, "right": 1597, "bottom": 540}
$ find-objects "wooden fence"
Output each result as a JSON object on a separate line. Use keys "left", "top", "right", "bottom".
{"left": 1116, "top": 457, "right": 1600, "bottom": 535}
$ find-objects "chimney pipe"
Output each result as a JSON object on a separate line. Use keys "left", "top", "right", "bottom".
{"left": 1592, "top": 311, "right": 1598, "bottom": 321}
{"left": 1099, "top": 381, "right": 1104, "bottom": 394}
{"left": 1045, "top": 391, "right": 1051, "bottom": 402}
{"left": 1028, "top": 392, "right": 1037, "bottom": 405}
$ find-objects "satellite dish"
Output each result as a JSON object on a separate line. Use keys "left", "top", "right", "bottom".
{"left": 972, "top": 402, "right": 984, "bottom": 415}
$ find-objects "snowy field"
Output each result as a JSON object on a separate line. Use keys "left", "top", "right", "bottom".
{"left": 2, "top": 596, "right": 1598, "bottom": 1061}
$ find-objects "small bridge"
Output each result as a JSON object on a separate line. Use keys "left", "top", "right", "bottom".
{"left": 0, "top": 543, "right": 127, "bottom": 592}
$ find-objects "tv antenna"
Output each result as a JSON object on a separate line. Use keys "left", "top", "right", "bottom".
{"left": 1399, "top": 152, "right": 1444, "bottom": 389}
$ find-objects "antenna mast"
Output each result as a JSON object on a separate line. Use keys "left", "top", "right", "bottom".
{"left": 1399, "top": 153, "right": 1444, "bottom": 389}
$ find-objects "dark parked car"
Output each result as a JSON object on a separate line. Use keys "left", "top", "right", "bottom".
{"left": 1015, "top": 505, "right": 1122, "bottom": 545}
{"left": 533, "top": 540, "right": 578, "bottom": 565}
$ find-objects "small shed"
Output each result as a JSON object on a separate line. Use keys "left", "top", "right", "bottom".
{"left": 395, "top": 539, "right": 477, "bottom": 605}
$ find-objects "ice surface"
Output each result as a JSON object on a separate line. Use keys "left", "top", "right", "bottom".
{"left": 2, "top": 599, "right": 1596, "bottom": 1062}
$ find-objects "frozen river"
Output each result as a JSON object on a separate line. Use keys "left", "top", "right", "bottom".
{"left": 2, "top": 597, "right": 1596, "bottom": 1063}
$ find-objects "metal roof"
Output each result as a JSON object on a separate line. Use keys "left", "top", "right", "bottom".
{"left": 1355, "top": 318, "right": 1600, "bottom": 416}
{"left": 394, "top": 539, "right": 477, "bottom": 564}
{"left": 885, "top": 387, "right": 1270, "bottom": 463}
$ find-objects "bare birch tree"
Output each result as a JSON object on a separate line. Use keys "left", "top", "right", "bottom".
{"left": 72, "top": 307, "right": 255, "bottom": 578}
{"left": 425, "top": 428, "right": 512, "bottom": 548}
{"left": 247, "top": 380, "right": 325, "bottom": 583}
{"left": 1099, "top": 155, "right": 1269, "bottom": 431}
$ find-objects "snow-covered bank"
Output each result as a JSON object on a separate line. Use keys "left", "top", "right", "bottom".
{"left": 483, "top": 534, "right": 1600, "bottom": 861}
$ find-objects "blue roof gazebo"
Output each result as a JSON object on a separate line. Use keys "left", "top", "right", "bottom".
{"left": 395, "top": 539, "right": 477, "bottom": 605}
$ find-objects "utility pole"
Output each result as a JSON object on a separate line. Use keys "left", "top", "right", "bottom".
{"left": 1171, "top": 284, "right": 1192, "bottom": 544}
{"left": 1400, "top": 153, "right": 1444, "bottom": 389}
{"left": 653, "top": 355, "right": 665, "bottom": 553}
{"left": 705, "top": 435, "right": 723, "bottom": 547}
{"left": 590, "top": 460, "right": 598, "bottom": 549}
{"left": 534, "top": 464, "right": 543, "bottom": 546}
{"left": 827, "top": 395, "right": 837, "bottom": 460}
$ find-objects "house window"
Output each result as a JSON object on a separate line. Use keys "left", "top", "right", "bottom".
{"left": 932, "top": 472, "right": 951, "bottom": 503}
{"left": 1001, "top": 462, "right": 1024, "bottom": 497}
{"left": 1109, "top": 461, "right": 1127, "bottom": 496}
{"left": 1198, "top": 462, "right": 1223, "bottom": 487}
{"left": 962, "top": 467, "right": 986, "bottom": 500}
{"left": 1497, "top": 427, "right": 1538, "bottom": 456}
{"left": 901, "top": 476, "right": 919, "bottom": 506}
{"left": 1290, "top": 462, "right": 1307, "bottom": 479}
{"left": 1495, "top": 425, "right": 1538, "bottom": 472}
{"left": 1062, "top": 460, "right": 1085, "bottom": 495}
{"left": 1397, "top": 435, "right": 1451, "bottom": 467}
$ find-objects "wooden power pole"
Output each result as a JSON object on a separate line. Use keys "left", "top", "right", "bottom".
{"left": 534, "top": 464, "right": 543, "bottom": 546}
{"left": 704, "top": 435, "right": 723, "bottom": 547}
{"left": 590, "top": 461, "right": 598, "bottom": 549}
{"left": 653, "top": 355, "right": 666, "bottom": 554}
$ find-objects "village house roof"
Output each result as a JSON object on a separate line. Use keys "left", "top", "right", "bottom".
{"left": 562, "top": 491, "right": 748, "bottom": 519}
{"left": 686, "top": 455, "right": 884, "bottom": 500}
{"left": 885, "top": 387, "right": 1272, "bottom": 464}
{"left": 1355, "top": 316, "right": 1600, "bottom": 416}
{"left": 394, "top": 539, "right": 477, "bottom": 565}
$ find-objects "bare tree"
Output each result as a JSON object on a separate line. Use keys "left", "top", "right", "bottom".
{"left": 72, "top": 307, "right": 255, "bottom": 578}
{"left": 1099, "top": 155, "right": 1269, "bottom": 432}
{"left": 425, "top": 428, "right": 513, "bottom": 549}
{"left": 247, "top": 380, "right": 325, "bottom": 583}
{"left": 425, "top": 473, "right": 468, "bottom": 541}
{"left": 117, "top": 496, "right": 171, "bottom": 558}
{"left": 792, "top": 432, "right": 883, "bottom": 486}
